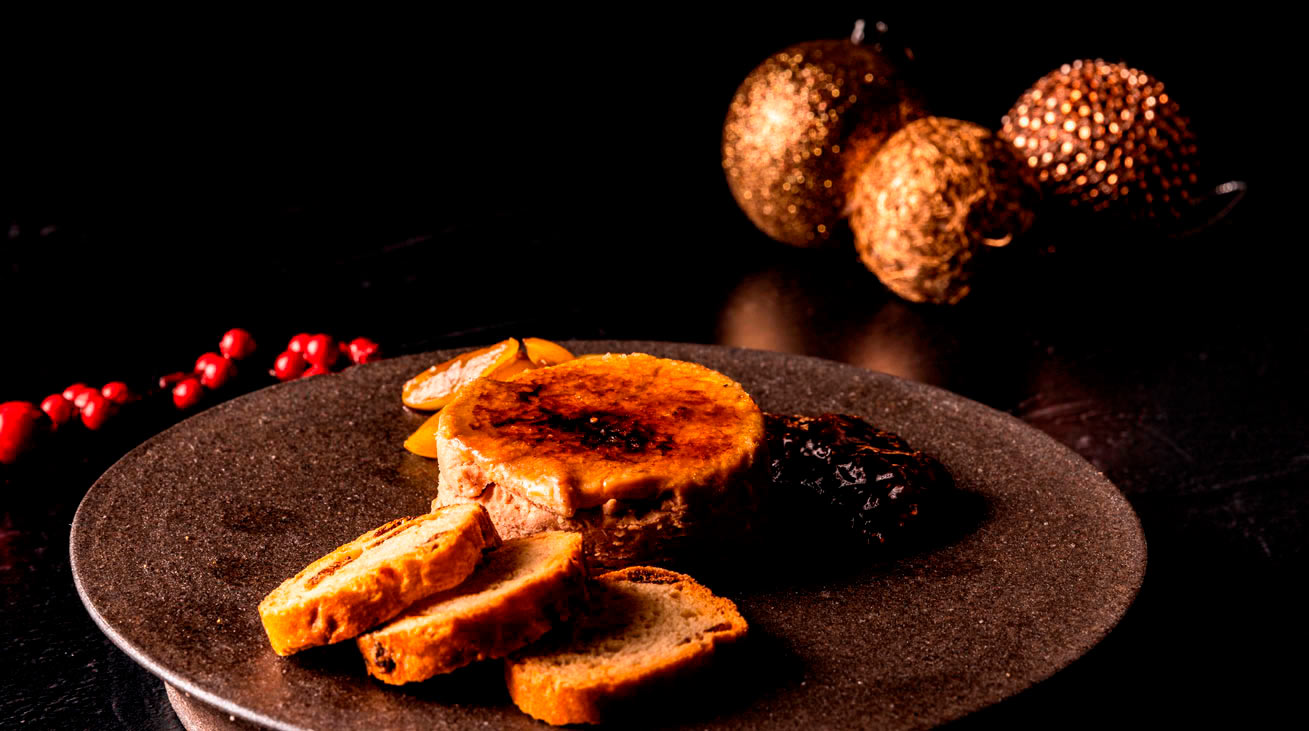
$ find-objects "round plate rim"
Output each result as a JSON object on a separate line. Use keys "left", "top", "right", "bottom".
{"left": 70, "top": 340, "right": 1147, "bottom": 730}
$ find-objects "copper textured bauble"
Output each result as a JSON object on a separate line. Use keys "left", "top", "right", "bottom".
{"left": 849, "top": 117, "right": 1036, "bottom": 305}
{"left": 999, "top": 59, "right": 1199, "bottom": 223}
{"left": 722, "top": 39, "right": 924, "bottom": 247}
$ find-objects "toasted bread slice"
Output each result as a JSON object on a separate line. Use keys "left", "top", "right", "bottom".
{"left": 258, "top": 504, "right": 500, "bottom": 656}
{"left": 357, "top": 531, "right": 586, "bottom": 684}
{"left": 505, "top": 566, "right": 748, "bottom": 725}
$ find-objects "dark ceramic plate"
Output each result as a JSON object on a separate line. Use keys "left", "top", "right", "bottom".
{"left": 71, "top": 341, "right": 1145, "bottom": 730}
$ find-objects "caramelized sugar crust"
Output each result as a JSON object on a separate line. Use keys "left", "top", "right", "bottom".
{"left": 437, "top": 354, "right": 764, "bottom": 515}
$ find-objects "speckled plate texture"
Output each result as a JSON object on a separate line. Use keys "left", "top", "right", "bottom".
{"left": 71, "top": 341, "right": 1145, "bottom": 730}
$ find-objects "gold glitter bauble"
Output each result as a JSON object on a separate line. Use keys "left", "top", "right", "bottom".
{"left": 722, "top": 39, "right": 924, "bottom": 247}
{"left": 849, "top": 117, "right": 1036, "bottom": 305}
{"left": 999, "top": 59, "right": 1199, "bottom": 223}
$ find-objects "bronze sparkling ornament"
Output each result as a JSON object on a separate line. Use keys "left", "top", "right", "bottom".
{"left": 849, "top": 117, "right": 1036, "bottom": 305}
{"left": 722, "top": 22, "right": 925, "bottom": 247}
{"left": 999, "top": 59, "right": 1198, "bottom": 224}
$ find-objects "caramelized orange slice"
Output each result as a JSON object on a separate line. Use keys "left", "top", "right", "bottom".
{"left": 522, "top": 338, "right": 575, "bottom": 368}
{"left": 403, "top": 412, "right": 443, "bottom": 458}
{"left": 401, "top": 338, "right": 519, "bottom": 411}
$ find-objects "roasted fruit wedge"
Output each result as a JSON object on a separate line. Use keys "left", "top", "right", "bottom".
{"left": 403, "top": 412, "right": 442, "bottom": 458}
{"left": 522, "top": 338, "right": 575, "bottom": 368}
{"left": 402, "top": 338, "right": 576, "bottom": 457}
{"left": 401, "top": 338, "right": 520, "bottom": 411}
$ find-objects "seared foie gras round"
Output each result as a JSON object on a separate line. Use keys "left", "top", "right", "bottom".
{"left": 435, "top": 353, "right": 766, "bottom": 567}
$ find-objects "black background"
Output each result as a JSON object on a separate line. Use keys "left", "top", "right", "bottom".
{"left": 2, "top": 8, "right": 1303, "bottom": 729}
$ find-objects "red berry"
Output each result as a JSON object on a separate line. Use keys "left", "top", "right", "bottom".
{"left": 199, "top": 356, "right": 236, "bottom": 389}
{"left": 80, "top": 393, "right": 113, "bottom": 430}
{"left": 101, "top": 382, "right": 131, "bottom": 405}
{"left": 304, "top": 334, "right": 338, "bottom": 368}
{"left": 288, "top": 333, "right": 312, "bottom": 354}
{"left": 40, "top": 395, "right": 76, "bottom": 429}
{"left": 159, "top": 371, "right": 189, "bottom": 390}
{"left": 1, "top": 402, "right": 43, "bottom": 464}
{"left": 72, "top": 387, "right": 96, "bottom": 410}
{"left": 273, "top": 351, "right": 307, "bottom": 381}
{"left": 347, "top": 337, "right": 381, "bottom": 364}
{"left": 172, "top": 378, "right": 204, "bottom": 410}
{"left": 195, "top": 352, "right": 225, "bottom": 374}
{"left": 301, "top": 364, "right": 330, "bottom": 378}
{"left": 63, "top": 383, "right": 90, "bottom": 402}
{"left": 219, "top": 328, "right": 257, "bottom": 360}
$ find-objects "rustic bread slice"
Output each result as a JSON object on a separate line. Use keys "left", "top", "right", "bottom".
{"left": 357, "top": 531, "right": 586, "bottom": 684}
{"left": 505, "top": 566, "right": 747, "bottom": 726}
{"left": 258, "top": 503, "right": 500, "bottom": 656}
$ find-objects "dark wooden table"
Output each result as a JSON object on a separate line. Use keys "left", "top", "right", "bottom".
{"left": 2, "top": 12, "right": 1299, "bottom": 728}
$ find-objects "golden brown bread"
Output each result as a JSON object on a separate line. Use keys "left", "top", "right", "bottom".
{"left": 435, "top": 353, "right": 767, "bottom": 567}
{"left": 257, "top": 504, "right": 500, "bottom": 656}
{"left": 504, "top": 566, "right": 748, "bottom": 726}
{"left": 356, "top": 531, "right": 587, "bottom": 684}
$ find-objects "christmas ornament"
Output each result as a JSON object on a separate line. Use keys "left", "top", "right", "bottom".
{"left": 849, "top": 117, "right": 1036, "bottom": 304}
{"left": 999, "top": 59, "right": 1198, "bottom": 223}
{"left": 722, "top": 22, "right": 924, "bottom": 246}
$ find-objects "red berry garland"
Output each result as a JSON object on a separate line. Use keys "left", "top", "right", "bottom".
{"left": 270, "top": 333, "right": 381, "bottom": 381}
{"left": 4, "top": 327, "right": 380, "bottom": 464}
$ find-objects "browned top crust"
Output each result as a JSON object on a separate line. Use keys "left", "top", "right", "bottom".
{"left": 437, "top": 353, "right": 764, "bottom": 516}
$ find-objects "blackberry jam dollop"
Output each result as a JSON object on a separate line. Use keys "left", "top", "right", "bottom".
{"left": 764, "top": 413, "right": 954, "bottom": 546}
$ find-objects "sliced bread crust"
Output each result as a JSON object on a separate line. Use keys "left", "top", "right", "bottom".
{"left": 258, "top": 503, "right": 500, "bottom": 656}
{"left": 357, "top": 531, "right": 587, "bottom": 684}
{"left": 504, "top": 566, "right": 748, "bottom": 726}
